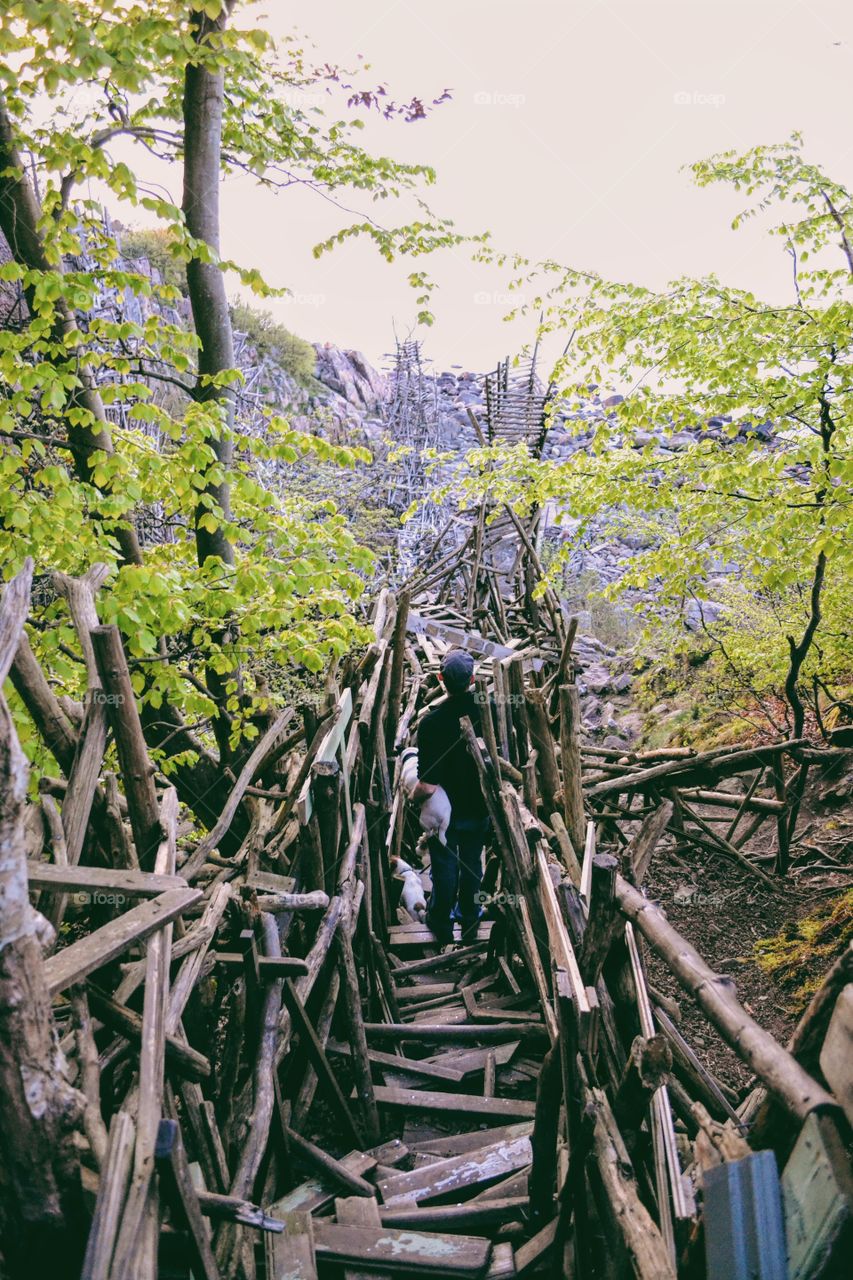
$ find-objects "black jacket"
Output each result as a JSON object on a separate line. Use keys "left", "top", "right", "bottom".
{"left": 417, "top": 691, "right": 488, "bottom": 821}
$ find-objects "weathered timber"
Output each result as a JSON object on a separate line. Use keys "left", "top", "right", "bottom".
{"left": 586, "top": 1086, "right": 676, "bottom": 1280}
{"left": 370, "top": 1085, "right": 536, "bottom": 1119}
{"left": 378, "top": 1135, "right": 533, "bottom": 1206}
{"left": 587, "top": 738, "right": 808, "bottom": 798}
{"left": 617, "top": 874, "right": 837, "bottom": 1118}
{"left": 43, "top": 887, "right": 202, "bottom": 996}
{"left": 312, "top": 1221, "right": 493, "bottom": 1276}
{"left": 87, "top": 985, "right": 210, "bottom": 1080}
{"left": 559, "top": 684, "right": 586, "bottom": 853}
{"left": 27, "top": 861, "right": 187, "bottom": 899}
{"left": 182, "top": 708, "right": 295, "bottom": 880}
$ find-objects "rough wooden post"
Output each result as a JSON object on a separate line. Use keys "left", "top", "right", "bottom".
{"left": 525, "top": 686, "right": 561, "bottom": 816}
{"left": 52, "top": 566, "right": 110, "bottom": 871}
{"left": 613, "top": 1034, "right": 673, "bottom": 1135}
{"left": 312, "top": 759, "right": 342, "bottom": 896}
{"left": 385, "top": 588, "right": 409, "bottom": 749}
{"left": 580, "top": 853, "right": 619, "bottom": 986}
{"left": 506, "top": 656, "right": 530, "bottom": 768}
{"left": 337, "top": 911, "right": 381, "bottom": 1146}
{"left": 559, "top": 683, "right": 586, "bottom": 853}
{"left": 0, "top": 562, "right": 86, "bottom": 1277}
{"left": 528, "top": 1043, "right": 561, "bottom": 1226}
{"left": 91, "top": 625, "right": 162, "bottom": 869}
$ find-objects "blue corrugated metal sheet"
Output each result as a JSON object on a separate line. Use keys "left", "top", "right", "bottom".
{"left": 704, "top": 1150, "right": 788, "bottom": 1280}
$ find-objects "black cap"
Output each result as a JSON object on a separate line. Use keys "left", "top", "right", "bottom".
{"left": 441, "top": 648, "right": 475, "bottom": 694}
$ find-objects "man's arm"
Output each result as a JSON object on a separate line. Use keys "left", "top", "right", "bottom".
{"left": 414, "top": 714, "right": 441, "bottom": 801}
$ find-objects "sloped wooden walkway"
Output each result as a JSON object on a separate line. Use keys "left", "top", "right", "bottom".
{"left": 0, "top": 510, "right": 850, "bottom": 1280}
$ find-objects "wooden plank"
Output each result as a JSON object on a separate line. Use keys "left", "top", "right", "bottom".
{"left": 387, "top": 921, "right": 493, "bottom": 950}
{"left": 266, "top": 1210, "right": 317, "bottom": 1280}
{"left": 81, "top": 1110, "right": 135, "bottom": 1280}
{"left": 27, "top": 861, "right": 188, "bottom": 898}
{"left": 379, "top": 1136, "right": 533, "bottom": 1206}
{"left": 371, "top": 1086, "right": 536, "bottom": 1120}
{"left": 534, "top": 848, "right": 592, "bottom": 1043}
{"left": 781, "top": 1112, "right": 853, "bottom": 1280}
{"left": 364, "top": 1024, "right": 543, "bottom": 1047}
{"left": 182, "top": 707, "right": 295, "bottom": 879}
{"left": 298, "top": 688, "right": 353, "bottom": 825}
{"left": 328, "top": 1039, "right": 468, "bottom": 1085}
{"left": 44, "top": 887, "right": 202, "bottom": 996}
{"left": 267, "top": 1152, "right": 377, "bottom": 1218}
{"left": 378, "top": 1198, "right": 529, "bottom": 1232}
{"left": 513, "top": 1220, "right": 557, "bottom": 1277}
{"left": 247, "top": 870, "right": 297, "bottom": 895}
{"left": 406, "top": 611, "right": 543, "bottom": 671}
{"left": 281, "top": 977, "right": 364, "bottom": 1146}
{"left": 335, "top": 1195, "right": 383, "bottom": 1280}
{"left": 391, "top": 942, "right": 487, "bottom": 978}
{"left": 422, "top": 1043, "right": 521, "bottom": 1077}
{"left": 87, "top": 985, "right": 210, "bottom": 1080}
{"left": 819, "top": 983, "right": 853, "bottom": 1126}
{"left": 313, "top": 1221, "right": 492, "bottom": 1277}
{"left": 407, "top": 1123, "right": 534, "bottom": 1159}
{"left": 111, "top": 790, "right": 178, "bottom": 1277}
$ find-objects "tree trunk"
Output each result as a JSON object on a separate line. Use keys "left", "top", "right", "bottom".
{"left": 0, "top": 95, "right": 143, "bottom": 570}
{"left": 0, "top": 563, "right": 85, "bottom": 1278}
{"left": 182, "top": 3, "right": 237, "bottom": 571}
{"left": 182, "top": 3, "right": 241, "bottom": 763}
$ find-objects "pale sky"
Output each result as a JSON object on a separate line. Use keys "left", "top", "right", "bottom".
{"left": 215, "top": 1, "right": 852, "bottom": 372}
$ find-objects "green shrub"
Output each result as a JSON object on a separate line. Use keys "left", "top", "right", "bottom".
{"left": 230, "top": 302, "right": 316, "bottom": 384}
{"left": 119, "top": 226, "right": 187, "bottom": 295}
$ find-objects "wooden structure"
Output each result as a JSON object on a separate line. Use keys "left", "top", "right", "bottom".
{"left": 0, "top": 496, "right": 851, "bottom": 1279}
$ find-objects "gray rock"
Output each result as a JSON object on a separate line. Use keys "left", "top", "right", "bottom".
{"left": 582, "top": 663, "right": 613, "bottom": 695}
{"left": 684, "top": 598, "right": 723, "bottom": 631}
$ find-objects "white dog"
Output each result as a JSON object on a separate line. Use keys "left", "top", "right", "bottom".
{"left": 390, "top": 855, "right": 428, "bottom": 923}
{"left": 399, "top": 746, "right": 452, "bottom": 846}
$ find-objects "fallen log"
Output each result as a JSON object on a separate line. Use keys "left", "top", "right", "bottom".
{"left": 587, "top": 738, "right": 808, "bottom": 799}
{"left": 615, "top": 873, "right": 838, "bottom": 1119}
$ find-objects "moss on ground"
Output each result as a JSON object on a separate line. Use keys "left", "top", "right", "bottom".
{"left": 754, "top": 890, "right": 853, "bottom": 1011}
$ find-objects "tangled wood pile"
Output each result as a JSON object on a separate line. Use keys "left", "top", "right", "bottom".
{"left": 0, "top": 502, "right": 851, "bottom": 1280}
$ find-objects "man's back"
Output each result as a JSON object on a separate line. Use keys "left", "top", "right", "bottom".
{"left": 416, "top": 691, "right": 488, "bottom": 820}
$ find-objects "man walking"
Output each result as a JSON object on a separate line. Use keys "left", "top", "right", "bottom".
{"left": 411, "top": 649, "right": 490, "bottom": 947}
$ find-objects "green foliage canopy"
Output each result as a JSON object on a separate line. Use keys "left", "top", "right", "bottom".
{"left": 466, "top": 138, "right": 853, "bottom": 732}
{"left": 0, "top": 0, "right": 464, "bottom": 781}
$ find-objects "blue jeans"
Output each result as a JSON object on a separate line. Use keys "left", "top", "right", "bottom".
{"left": 426, "top": 816, "right": 490, "bottom": 946}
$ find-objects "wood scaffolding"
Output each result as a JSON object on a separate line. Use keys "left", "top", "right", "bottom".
{"left": 0, "top": 496, "right": 850, "bottom": 1280}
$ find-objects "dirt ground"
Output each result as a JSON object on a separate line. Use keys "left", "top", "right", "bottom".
{"left": 643, "top": 776, "right": 853, "bottom": 1093}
